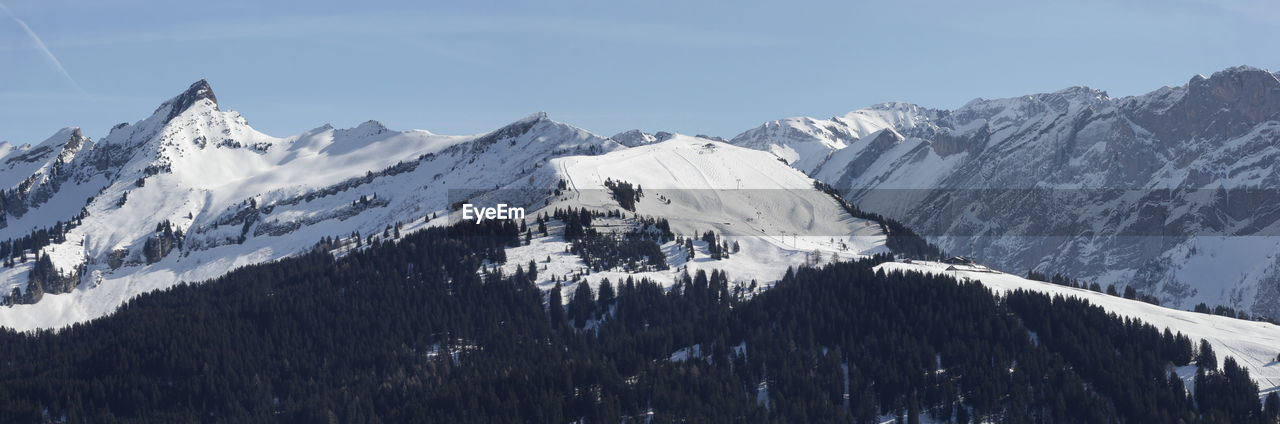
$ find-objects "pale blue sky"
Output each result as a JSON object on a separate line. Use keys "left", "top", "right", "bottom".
{"left": 1, "top": 0, "right": 1278, "bottom": 144}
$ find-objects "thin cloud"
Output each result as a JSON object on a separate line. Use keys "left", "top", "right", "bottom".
{"left": 0, "top": 2, "right": 85, "bottom": 94}
{"left": 0, "top": 10, "right": 782, "bottom": 52}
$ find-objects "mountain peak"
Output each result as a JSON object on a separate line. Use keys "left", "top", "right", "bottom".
{"left": 1190, "top": 65, "right": 1278, "bottom": 89}
{"left": 611, "top": 129, "right": 658, "bottom": 147}
{"left": 517, "top": 111, "right": 549, "bottom": 124}
{"left": 356, "top": 119, "right": 387, "bottom": 132}
{"left": 1213, "top": 64, "right": 1268, "bottom": 76}
{"left": 185, "top": 79, "right": 217, "bottom": 101}
{"left": 1052, "top": 85, "right": 1108, "bottom": 100}
{"left": 154, "top": 79, "right": 219, "bottom": 123}
{"left": 331, "top": 120, "right": 393, "bottom": 142}
{"left": 1170, "top": 65, "right": 1280, "bottom": 135}
{"left": 34, "top": 127, "right": 83, "bottom": 148}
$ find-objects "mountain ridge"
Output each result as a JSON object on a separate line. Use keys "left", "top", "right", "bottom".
{"left": 3, "top": 65, "right": 1278, "bottom": 329}
{"left": 728, "top": 65, "right": 1280, "bottom": 320}
{"left": 0, "top": 80, "right": 627, "bottom": 327}
{"left": 2, "top": 79, "right": 894, "bottom": 330}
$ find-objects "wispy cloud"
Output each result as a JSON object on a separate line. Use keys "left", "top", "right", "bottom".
{"left": 0, "top": 2, "right": 85, "bottom": 94}
{"left": 0, "top": 9, "right": 782, "bottom": 52}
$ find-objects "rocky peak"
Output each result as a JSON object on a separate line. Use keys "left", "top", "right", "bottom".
{"left": 1127, "top": 66, "right": 1280, "bottom": 143}
{"left": 472, "top": 112, "right": 552, "bottom": 149}
{"left": 335, "top": 120, "right": 390, "bottom": 139}
{"left": 1187, "top": 65, "right": 1280, "bottom": 123}
{"left": 518, "top": 111, "right": 549, "bottom": 124}
{"left": 611, "top": 129, "right": 657, "bottom": 147}
{"left": 155, "top": 79, "right": 219, "bottom": 123}
{"left": 57, "top": 128, "right": 88, "bottom": 163}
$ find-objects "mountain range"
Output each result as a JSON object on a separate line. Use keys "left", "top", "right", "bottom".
{"left": 730, "top": 65, "right": 1280, "bottom": 320}
{"left": 2, "top": 66, "right": 1279, "bottom": 332}
{"left": 0, "top": 79, "right": 896, "bottom": 330}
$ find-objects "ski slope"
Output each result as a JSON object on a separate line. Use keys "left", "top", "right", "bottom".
{"left": 505, "top": 135, "right": 889, "bottom": 301}
{"left": 548, "top": 136, "right": 887, "bottom": 244}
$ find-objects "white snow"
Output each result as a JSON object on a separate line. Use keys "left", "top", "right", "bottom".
{"left": 499, "top": 135, "right": 888, "bottom": 304}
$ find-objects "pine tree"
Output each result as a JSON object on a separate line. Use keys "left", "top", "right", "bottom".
{"left": 597, "top": 279, "right": 615, "bottom": 319}
{"left": 1197, "top": 339, "right": 1217, "bottom": 370}
{"left": 955, "top": 405, "right": 970, "bottom": 424}
{"left": 908, "top": 393, "right": 921, "bottom": 424}
{"left": 1265, "top": 392, "right": 1280, "bottom": 420}
{"left": 548, "top": 282, "right": 564, "bottom": 328}
{"left": 569, "top": 282, "right": 594, "bottom": 329}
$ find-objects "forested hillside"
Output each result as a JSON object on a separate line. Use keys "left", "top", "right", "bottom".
{"left": 0, "top": 221, "right": 1269, "bottom": 423}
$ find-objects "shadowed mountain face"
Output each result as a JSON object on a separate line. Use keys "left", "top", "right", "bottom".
{"left": 732, "top": 66, "right": 1280, "bottom": 319}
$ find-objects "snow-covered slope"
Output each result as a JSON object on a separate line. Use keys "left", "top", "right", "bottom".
{"left": 552, "top": 136, "right": 884, "bottom": 240}
{"left": 877, "top": 259, "right": 1280, "bottom": 396}
{"left": 497, "top": 135, "right": 887, "bottom": 296}
{"left": 0, "top": 81, "right": 622, "bottom": 330}
{"left": 0, "top": 127, "right": 94, "bottom": 228}
{"left": 733, "top": 66, "right": 1280, "bottom": 321}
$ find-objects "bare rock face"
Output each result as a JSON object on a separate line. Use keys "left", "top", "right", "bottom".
{"left": 21, "top": 255, "right": 80, "bottom": 304}
{"left": 1129, "top": 67, "right": 1280, "bottom": 143}
{"left": 162, "top": 79, "right": 218, "bottom": 122}
{"left": 929, "top": 123, "right": 990, "bottom": 158}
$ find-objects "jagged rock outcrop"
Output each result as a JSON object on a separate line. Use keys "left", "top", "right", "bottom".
{"left": 161, "top": 79, "right": 218, "bottom": 122}
{"left": 142, "top": 221, "right": 184, "bottom": 264}
{"left": 23, "top": 254, "right": 80, "bottom": 304}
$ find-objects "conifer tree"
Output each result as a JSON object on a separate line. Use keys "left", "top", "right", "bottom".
{"left": 1197, "top": 339, "right": 1217, "bottom": 370}
{"left": 597, "top": 279, "right": 615, "bottom": 319}
{"left": 548, "top": 282, "right": 564, "bottom": 328}
{"left": 569, "top": 282, "right": 594, "bottom": 328}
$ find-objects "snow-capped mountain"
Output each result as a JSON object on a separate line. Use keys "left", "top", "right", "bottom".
{"left": 6, "top": 72, "right": 1280, "bottom": 396}
{"left": 0, "top": 80, "right": 892, "bottom": 330}
{"left": 0, "top": 80, "right": 630, "bottom": 329}
{"left": 730, "top": 102, "right": 935, "bottom": 174}
{"left": 731, "top": 65, "right": 1280, "bottom": 320}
